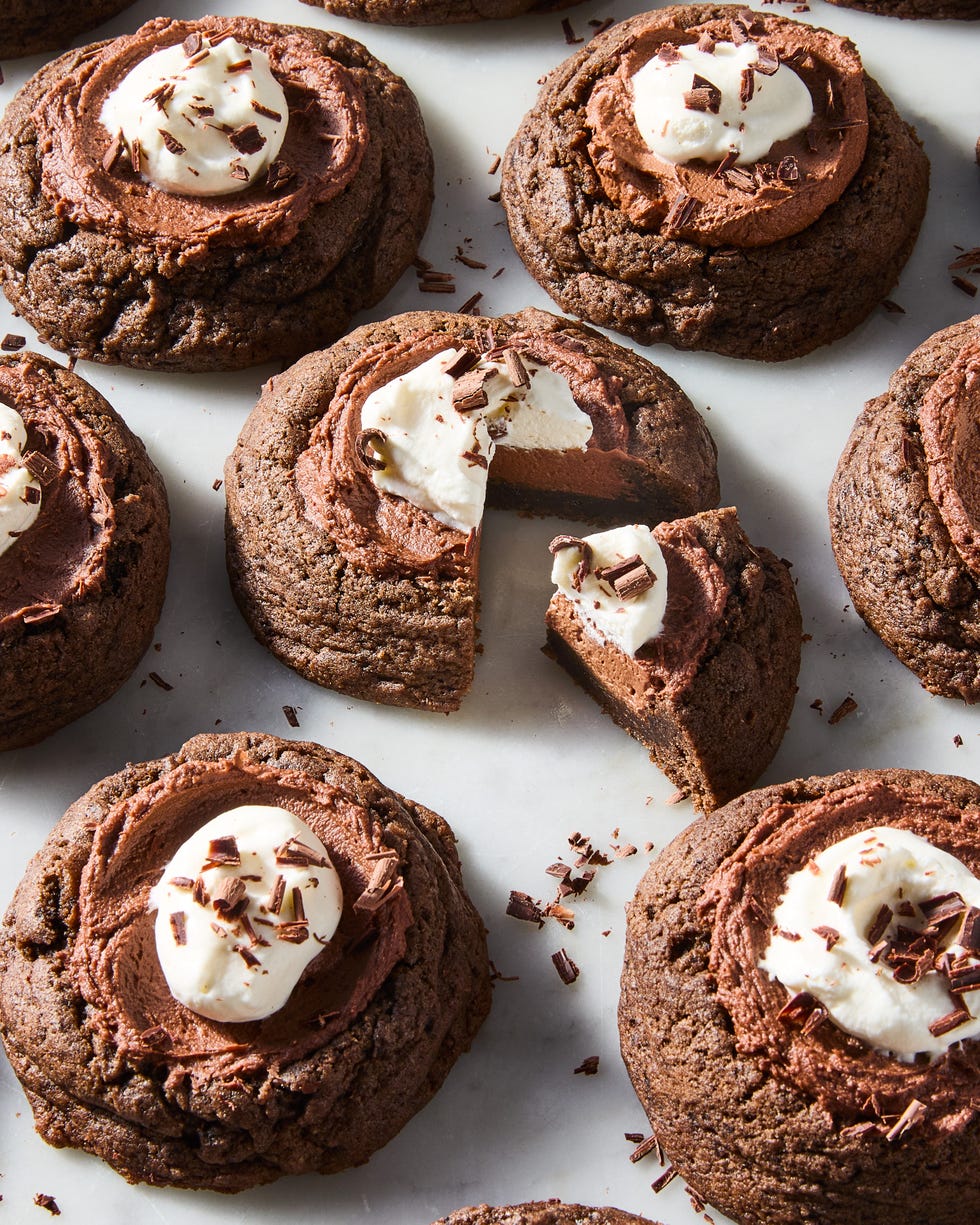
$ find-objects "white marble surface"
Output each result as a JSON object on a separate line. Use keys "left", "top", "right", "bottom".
{"left": 0, "top": 0, "right": 977, "bottom": 1221}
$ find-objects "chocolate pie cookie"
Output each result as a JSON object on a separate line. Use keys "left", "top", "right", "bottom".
{"left": 621, "top": 768, "right": 980, "bottom": 1224}
{"left": 299, "top": 0, "right": 580, "bottom": 24}
{"left": 225, "top": 306, "right": 719, "bottom": 712}
{"left": 0, "top": 351, "right": 168, "bottom": 751}
{"left": 545, "top": 508, "right": 801, "bottom": 812}
{"left": 0, "top": 731, "right": 491, "bottom": 1190}
{"left": 830, "top": 316, "right": 980, "bottom": 702}
{"left": 501, "top": 6, "right": 929, "bottom": 361}
{"left": 0, "top": 16, "right": 432, "bottom": 372}
{"left": 0, "top": 0, "right": 136, "bottom": 59}
{"left": 431, "top": 1206, "right": 661, "bottom": 1225}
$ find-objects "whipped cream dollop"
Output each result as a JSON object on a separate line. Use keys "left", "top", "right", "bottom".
{"left": 100, "top": 34, "right": 288, "bottom": 196}
{"left": 631, "top": 41, "right": 814, "bottom": 165}
{"left": 149, "top": 805, "right": 343, "bottom": 1023}
{"left": 550, "top": 524, "right": 668, "bottom": 656}
{"left": 359, "top": 347, "right": 592, "bottom": 532}
{"left": 0, "top": 403, "right": 41, "bottom": 559}
{"left": 761, "top": 826, "right": 980, "bottom": 1059}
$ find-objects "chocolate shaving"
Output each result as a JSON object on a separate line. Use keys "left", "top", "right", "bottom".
{"left": 353, "top": 854, "right": 400, "bottom": 913}
{"left": 828, "top": 695, "right": 858, "bottom": 725}
{"left": 444, "top": 350, "right": 479, "bottom": 379}
{"left": 697, "top": 33, "right": 716, "bottom": 53}
{"left": 22, "top": 485, "right": 40, "bottom": 505}
{"left": 662, "top": 191, "right": 697, "bottom": 232}
{"left": 458, "top": 292, "right": 483, "bottom": 316}
{"left": 226, "top": 58, "right": 252, "bottom": 73}
{"left": 0, "top": 334, "right": 25, "bottom": 353}
{"left": 452, "top": 367, "right": 491, "bottom": 412}
{"left": 169, "top": 875, "right": 194, "bottom": 890}
{"left": 574, "top": 1055, "right": 600, "bottom": 1075}
{"left": 203, "top": 835, "right": 240, "bottom": 868}
{"left": 657, "top": 42, "right": 682, "bottom": 64}
{"left": 355, "top": 428, "right": 387, "bottom": 471}
{"left": 33, "top": 1194, "right": 60, "bottom": 1216}
{"left": 739, "top": 67, "right": 755, "bottom": 105}
{"left": 292, "top": 886, "right": 306, "bottom": 923}
{"left": 236, "top": 944, "right": 261, "bottom": 968}
{"left": 145, "top": 82, "right": 176, "bottom": 114}
{"left": 229, "top": 163, "right": 250, "bottom": 182}
{"left": 549, "top": 534, "right": 593, "bottom": 592}
{"left": 148, "top": 670, "right": 173, "bottom": 691}
{"left": 652, "top": 1166, "right": 678, "bottom": 1193}
{"left": 948, "top": 962, "right": 980, "bottom": 993}
{"left": 22, "top": 604, "right": 61, "bottom": 625}
{"left": 212, "top": 876, "right": 248, "bottom": 920}
{"left": 102, "top": 132, "right": 127, "bottom": 173}
{"left": 503, "top": 348, "right": 530, "bottom": 388}
{"left": 21, "top": 451, "right": 59, "bottom": 485}
{"left": 239, "top": 913, "right": 269, "bottom": 947}
{"left": 885, "top": 1099, "right": 926, "bottom": 1142}
{"left": 131, "top": 138, "right": 142, "bottom": 175}
{"left": 629, "top": 1134, "right": 661, "bottom": 1163}
{"left": 712, "top": 150, "right": 740, "bottom": 179}
{"left": 561, "top": 17, "right": 582, "bottom": 44}
{"left": 192, "top": 877, "right": 209, "bottom": 907}
{"left": 455, "top": 251, "right": 488, "bottom": 270}
{"left": 684, "top": 75, "right": 722, "bottom": 115}
{"left": 276, "top": 921, "right": 310, "bottom": 944}
{"left": 506, "top": 889, "right": 545, "bottom": 926}
{"left": 170, "top": 911, "right": 187, "bottom": 945}
{"left": 928, "top": 1006, "right": 971, "bottom": 1037}
{"left": 777, "top": 990, "right": 828, "bottom": 1035}
{"left": 754, "top": 42, "right": 780, "bottom": 75}
{"left": 552, "top": 947, "right": 580, "bottom": 984}
{"left": 777, "top": 155, "right": 801, "bottom": 183}
{"left": 597, "top": 554, "right": 656, "bottom": 600}
{"left": 274, "top": 837, "right": 328, "bottom": 868}
{"left": 827, "top": 864, "right": 847, "bottom": 906}
{"left": 251, "top": 100, "right": 283, "bottom": 123}
{"left": 920, "top": 892, "right": 967, "bottom": 924}
{"left": 730, "top": 17, "right": 752, "bottom": 45}
{"left": 229, "top": 123, "right": 266, "bottom": 155}
{"left": 182, "top": 32, "right": 204, "bottom": 57}
{"left": 266, "top": 160, "right": 295, "bottom": 192}
{"left": 867, "top": 903, "right": 893, "bottom": 946}
{"left": 462, "top": 449, "right": 488, "bottom": 469}
{"left": 282, "top": 704, "right": 300, "bottom": 728}
{"left": 813, "top": 925, "right": 841, "bottom": 950}
{"left": 960, "top": 906, "right": 980, "bottom": 954}
{"left": 722, "top": 166, "right": 757, "bottom": 194}
{"left": 158, "top": 129, "right": 185, "bottom": 156}
{"left": 952, "top": 276, "right": 978, "bottom": 298}
{"left": 138, "top": 1024, "right": 173, "bottom": 1051}
{"left": 268, "top": 874, "right": 286, "bottom": 915}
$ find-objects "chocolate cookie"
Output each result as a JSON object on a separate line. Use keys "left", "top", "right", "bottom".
{"left": 826, "top": 0, "right": 979, "bottom": 17}
{"left": 300, "top": 0, "right": 579, "bottom": 24}
{"left": 501, "top": 6, "right": 929, "bottom": 361}
{"left": 620, "top": 768, "right": 980, "bottom": 1224}
{"left": 225, "top": 306, "right": 719, "bottom": 712}
{"left": 431, "top": 1206, "right": 660, "bottom": 1224}
{"left": 0, "top": 731, "right": 491, "bottom": 1190}
{"left": 829, "top": 316, "right": 980, "bottom": 702}
{"left": 0, "top": 0, "right": 135, "bottom": 59}
{"left": 0, "top": 351, "right": 168, "bottom": 751}
{"left": 0, "top": 17, "right": 432, "bottom": 372}
{"left": 545, "top": 508, "right": 801, "bottom": 812}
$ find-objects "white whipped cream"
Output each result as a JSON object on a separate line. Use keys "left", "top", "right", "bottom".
{"left": 761, "top": 826, "right": 980, "bottom": 1059}
{"left": 551, "top": 524, "right": 668, "bottom": 657}
{"left": 100, "top": 36, "right": 288, "bottom": 196}
{"left": 0, "top": 403, "right": 41, "bottom": 559}
{"left": 631, "top": 41, "right": 814, "bottom": 166}
{"left": 360, "top": 347, "right": 592, "bottom": 533}
{"left": 149, "top": 805, "right": 343, "bottom": 1023}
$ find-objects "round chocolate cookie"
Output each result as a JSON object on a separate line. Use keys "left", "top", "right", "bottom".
{"left": 225, "top": 306, "right": 719, "bottom": 712}
{"left": 826, "top": 0, "right": 979, "bottom": 17}
{"left": 0, "top": 0, "right": 135, "bottom": 59}
{"left": 620, "top": 768, "right": 980, "bottom": 1224}
{"left": 0, "top": 16, "right": 432, "bottom": 373}
{"left": 0, "top": 731, "right": 492, "bottom": 1190}
{"left": 431, "top": 1206, "right": 660, "bottom": 1224}
{"left": 299, "top": 0, "right": 579, "bottom": 24}
{"left": 830, "top": 315, "right": 980, "bottom": 701}
{"left": 501, "top": 6, "right": 929, "bottom": 361}
{"left": 0, "top": 351, "right": 168, "bottom": 751}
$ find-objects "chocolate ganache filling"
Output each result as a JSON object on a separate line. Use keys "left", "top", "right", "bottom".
{"left": 701, "top": 779, "right": 980, "bottom": 1135}
{"left": 33, "top": 16, "right": 368, "bottom": 254}
{"left": 295, "top": 328, "right": 634, "bottom": 577}
{"left": 919, "top": 339, "right": 980, "bottom": 579}
{"left": 71, "top": 752, "right": 412, "bottom": 1081}
{"left": 0, "top": 356, "right": 115, "bottom": 632}
{"left": 586, "top": 10, "right": 868, "bottom": 247}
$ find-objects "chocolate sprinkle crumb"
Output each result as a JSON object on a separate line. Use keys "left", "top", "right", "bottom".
{"left": 828, "top": 863, "right": 847, "bottom": 906}
{"left": 274, "top": 837, "right": 328, "bottom": 868}
{"left": 452, "top": 367, "right": 491, "bottom": 411}
{"left": 158, "top": 128, "right": 185, "bottom": 156}
{"left": 561, "top": 17, "right": 583, "bottom": 44}
{"left": 251, "top": 100, "right": 283, "bottom": 123}
{"left": 170, "top": 911, "right": 188, "bottom": 945}
{"left": 204, "top": 836, "right": 240, "bottom": 868}
{"left": 212, "top": 876, "right": 248, "bottom": 920}
{"left": 630, "top": 1134, "right": 661, "bottom": 1163}
{"left": 1, "top": 333, "right": 26, "bottom": 352}
{"left": 777, "top": 990, "right": 828, "bottom": 1035}
{"left": 229, "top": 123, "right": 267, "bottom": 155}
{"left": 22, "top": 451, "right": 59, "bottom": 485}
{"left": 506, "top": 889, "right": 545, "bottom": 926}
{"left": 684, "top": 75, "right": 722, "bottom": 115}
{"left": 813, "top": 925, "right": 841, "bottom": 950}
{"left": 828, "top": 695, "right": 858, "bottom": 725}
{"left": 552, "top": 947, "right": 580, "bottom": 984}
{"left": 282, "top": 704, "right": 300, "bottom": 728}
{"left": 549, "top": 534, "right": 593, "bottom": 591}
{"left": 739, "top": 67, "right": 755, "bottom": 105}
{"left": 33, "top": 1194, "right": 60, "bottom": 1216}
{"left": 885, "top": 1099, "right": 926, "bottom": 1142}
{"left": 662, "top": 191, "right": 698, "bottom": 232}
{"left": 652, "top": 1166, "right": 678, "bottom": 1193}
{"left": 574, "top": 1055, "right": 600, "bottom": 1075}
{"left": 148, "top": 671, "right": 173, "bottom": 691}
{"left": 266, "top": 160, "right": 295, "bottom": 192}
{"left": 182, "top": 32, "right": 203, "bottom": 57}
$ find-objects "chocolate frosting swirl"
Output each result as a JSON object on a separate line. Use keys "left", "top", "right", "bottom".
{"left": 295, "top": 328, "right": 632, "bottom": 577}
{"left": 586, "top": 10, "right": 868, "bottom": 247}
{"left": 919, "top": 340, "right": 980, "bottom": 579}
{"left": 71, "top": 752, "right": 413, "bottom": 1082}
{"left": 0, "top": 355, "right": 115, "bottom": 632}
{"left": 33, "top": 16, "right": 368, "bottom": 253}
{"left": 701, "top": 779, "right": 980, "bottom": 1135}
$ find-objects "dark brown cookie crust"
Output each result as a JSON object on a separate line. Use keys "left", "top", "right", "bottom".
{"left": 0, "top": 23, "right": 432, "bottom": 373}
{"left": 0, "top": 353, "right": 169, "bottom": 751}
{"left": 300, "top": 0, "right": 579, "bottom": 24}
{"left": 620, "top": 768, "right": 980, "bottom": 1225}
{"left": 546, "top": 508, "right": 801, "bottom": 813}
{"left": 501, "top": 6, "right": 930, "bottom": 362}
{"left": 0, "top": 731, "right": 492, "bottom": 1190}
{"left": 829, "top": 316, "right": 980, "bottom": 701}
{"left": 826, "top": 0, "right": 979, "bottom": 17}
{"left": 432, "top": 1205, "right": 660, "bottom": 1225}
{"left": 0, "top": 0, "right": 135, "bottom": 59}
{"left": 225, "top": 307, "right": 719, "bottom": 712}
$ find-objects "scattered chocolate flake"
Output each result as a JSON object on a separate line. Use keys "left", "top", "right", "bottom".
{"left": 455, "top": 251, "right": 488, "bottom": 270}
{"left": 711, "top": 149, "right": 740, "bottom": 179}
{"left": 841, "top": 1121, "right": 880, "bottom": 1139}
{"left": 549, "top": 534, "right": 592, "bottom": 591}
{"left": 952, "top": 276, "right": 978, "bottom": 298}
{"left": 191, "top": 103, "right": 215, "bottom": 117}
{"left": 148, "top": 670, "right": 173, "bottom": 691}
{"left": 777, "top": 155, "right": 800, "bottom": 183}
{"left": 212, "top": 477, "right": 223, "bottom": 491}
{"left": 561, "top": 17, "right": 583, "bottom": 43}
{"left": 277, "top": 920, "right": 310, "bottom": 943}
{"left": 881, "top": 299, "right": 906, "bottom": 314}
{"left": 212, "top": 876, "right": 248, "bottom": 920}
{"left": 590, "top": 17, "right": 615, "bottom": 37}
{"left": 949, "top": 247, "right": 980, "bottom": 273}
{"left": 657, "top": 42, "right": 682, "bottom": 64}
{"left": 158, "top": 128, "right": 185, "bottom": 156}
{"left": 33, "top": 1194, "right": 60, "bottom": 1216}
{"left": 867, "top": 903, "right": 893, "bottom": 945}
{"left": 291, "top": 886, "right": 306, "bottom": 924}
{"left": 422, "top": 269, "right": 454, "bottom": 283}
{"left": 274, "top": 837, "right": 328, "bottom": 868}
{"left": 251, "top": 100, "right": 283, "bottom": 123}
{"left": 355, "top": 428, "right": 387, "bottom": 471}
{"left": 0, "top": 333, "right": 25, "bottom": 352}
{"left": 458, "top": 291, "right": 483, "bottom": 315}
{"left": 597, "top": 554, "right": 656, "bottom": 600}
{"left": 139, "top": 1024, "right": 173, "bottom": 1050}
{"left": 22, "top": 604, "right": 61, "bottom": 625}
{"left": 828, "top": 695, "right": 858, "bottom": 725}
{"left": 282, "top": 704, "right": 300, "bottom": 728}
{"left": 684, "top": 75, "right": 722, "bottom": 115}
{"left": 229, "top": 123, "right": 266, "bottom": 155}
{"left": 777, "top": 990, "right": 828, "bottom": 1035}
{"left": 723, "top": 165, "right": 758, "bottom": 194}
{"left": 652, "top": 1166, "right": 678, "bottom": 1193}
{"left": 462, "top": 449, "right": 488, "bottom": 469}
{"left": 546, "top": 861, "right": 572, "bottom": 882}
{"left": 929, "top": 1006, "right": 971, "bottom": 1037}
{"left": 226, "top": 58, "right": 253, "bottom": 73}
{"left": 240, "top": 913, "right": 268, "bottom": 947}
{"left": 730, "top": 16, "right": 751, "bottom": 44}
{"left": 488, "top": 153, "right": 502, "bottom": 175}
{"left": 353, "top": 854, "right": 401, "bottom": 912}
{"left": 21, "top": 451, "right": 59, "bottom": 485}
{"left": 145, "top": 81, "right": 176, "bottom": 114}
{"left": 959, "top": 906, "right": 980, "bottom": 954}
{"left": 453, "top": 367, "right": 492, "bottom": 414}
{"left": 948, "top": 962, "right": 980, "bottom": 993}
{"left": 130, "top": 137, "right": 142, "bottom": 175}
{"left": 169, "top": 875, "right": 194, "bottom": 890}
{"left": 954, "top": 733, "right": 964, "bottom": 748}
{"left": 170, "top": 911, "right": 188, "bottom": 945}
{"left": 266, "top": 160, "right": 295, "bottom": 192}
{"left": 920, "top": 891, "right": 966, "bottom": 923}
{"left": 203, "top": 835, "right": 240, "bottom": 868}
{"left": 192, "top": 876, "right": 209, "bottom": 906}
{"left": 825, "top": 77, "right": 838, "bottom": 118}
{"left": 827, "top": 863, "right": 847, "bottom": 906}
{"left": 885, "top": 1099, "right": 926, "bottom": 1142}
{"left": 102, "top": 131, "right": 127, "bottom": 173}
{"left": 662, "top": 191, "right": 697, "bottom": 232}
{"left": 630, "top": 1133, "right": 662, "bottom": 1163}
{"left": 574, "top": 1055, "right": 600, "bottom": 1075}
{"left": 507, "top": 890, "right": 545, "bottom": 926}
{"left": 504, "top": 348, "right": 530, "bottom": 388}
{"left": 236, "top": 944, "right": 261, "bottom": 968}
{"left": 776, "top": 928, "right": 802, "bottom": 942}
{"left": 625, "top": 1132, "right": 645, "bottom": 1145}
{"left": 813, "top": 925, "right": 841, "bottom": 950}
{"left": 697, "top": 32, "right": 716, "bottom": 53}
{"left": 182, "top": 32, "right": 204, "bottom": 57}
{"left": 552, "top": 947, "right": 580, "bottom": 984}
{"left": 738, "top": 67, "right": 755, "bottom": 105}
{"left": 754, "top": 42, "right": 780, "bottom": 75}
{"left": 22, "top": 485, "right": 40, "bottom": 505}
{"left": 229, "top": 163, "right": 250, "bottom": 182}
{"left": 665, "top": 789, "right": 688, "bottom": 805}
{"left": 615, "top": 843, "right": 638, "bottom": 859}
{"left": 267, "top": 874, "right": 286, "bottom": 915}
